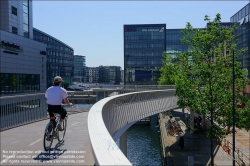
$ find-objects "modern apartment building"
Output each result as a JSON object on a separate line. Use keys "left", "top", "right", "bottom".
{"left": 124, "top": 24, "right": 166, "bottom": 85}
{"left": 33, "top": 28, "right": 74, "bottom": 88}
{"left": 85, "top": 66, "right": 121, "bottom": 84}
{"left": 99, "top": 66, "right": 121, "bottom": 84}
{"left": 73, "top": 55, "right": 86, "bottom": 82}
{"left": 85, "top": 67, "right": 99, "bottom": 83}
{"left": 0, "top": 0, "right": 47, "bottom": 94}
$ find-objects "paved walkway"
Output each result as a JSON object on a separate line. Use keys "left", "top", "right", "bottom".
{"left": 0, "top": 112, "right": 95, "bottom": 165}
{"left": 159, "top": 108, "right": 250, "bottom": 166}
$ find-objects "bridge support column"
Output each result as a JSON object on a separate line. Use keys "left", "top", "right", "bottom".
{"left": 96, "top": 92, "right": 107, "bottom": 102}
{"left": 190, "top": 109, "right": 194, "bottom": 134}
{"left": 150, "top": 114, "right": 158, "bottom": 130}
{"left": 96, "top": 92, "right": 99, "bottom": 102}
{"left": 120, "top": 131, "right": 127, "bottom": 157}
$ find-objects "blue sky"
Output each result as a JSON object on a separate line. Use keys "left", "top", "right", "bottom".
{"left": 33, "top": 1, "right": 249, "bottom": 69}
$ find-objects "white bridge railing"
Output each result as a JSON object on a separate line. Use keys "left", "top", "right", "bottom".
{"left": 88, "top": 89, "right": 178, "bottom": 165}
{"left": 0, "top": 93, "right": 47, "bottom": 131}
{"left": 0, "top": 85, "right": 175, "bottom": 132}
{"left": 0, "top": 93, "right": 85, "bottom": 131}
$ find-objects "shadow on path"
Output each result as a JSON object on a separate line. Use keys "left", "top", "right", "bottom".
{"left": 33, "top": 141, "right": 67, "bottom": 162}
{"left": 166, "top": 109, "right": 219, "bottom": 166}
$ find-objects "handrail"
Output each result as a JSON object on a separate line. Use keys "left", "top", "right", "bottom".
{"left": 0, "top": 92, "right": 45, "bottom": 99}
{"left": 0, "top": 93, "right": 87, "bottom": 131}
{"left": 222, "top": 138, "right": 250, "bottom": 165}
{"left": 88, "top": 89, "right": 178, "bottom": 165}
{"left": 0, "top": 93, "right": 47, "bottom": 131}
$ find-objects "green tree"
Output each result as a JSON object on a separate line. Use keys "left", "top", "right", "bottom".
{"left": 158, "top": 52, "right": 177, "bottom": 85}
{"left": 160, "top": 14, "right": 250, "bottom": 165}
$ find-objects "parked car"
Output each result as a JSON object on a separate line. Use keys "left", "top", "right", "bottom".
{"left": 74, "top": 87, "right": 84, "bottom": 91}
{"left": 66, "top": 85, "right": 84, "bottom": 91}
{"left": 66, "top": 87, "right": 75, "bottom": 91}
{"left": 79, "top": 85, "right": 90, "bottom": 90}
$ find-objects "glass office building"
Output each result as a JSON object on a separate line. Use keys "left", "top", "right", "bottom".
{"left": 124, "top": 24, "right": 166, "bottom": 85}
{"left": 231, "top": 3, "right": 250, "bottom": 78}
{"left": 74, "top": 55, "right": 86, "bottom": 82}
{"left": 33, "top": 28, "right": 74, "bottom": 88}
{"left": 166, "top": 29, "right": 189, "bottom": 62}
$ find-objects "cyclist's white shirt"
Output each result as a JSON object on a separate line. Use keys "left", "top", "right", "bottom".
{"left": 45, "top": 86, "right": 68, "bottom": 105}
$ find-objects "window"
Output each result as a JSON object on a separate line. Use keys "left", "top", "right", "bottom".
{"left": 12, "top": 6, "right": 17, "bottom": 15}
{"left": 242, "top": 7, "right": 246, "bottom": 17}
{"left": 23, "top": 1, "right": 29, "bottom": 38}
{"left": 23, "top": 23, "right": 29, "bottom": 38}
{"left": 12, "top": 26, "right": 18, "bottom": 35}
{"left": 0, "top": 73, "right": 40, "bottom": 94}
{"left": 246, "top": 4, "right": 249, "bottom": 15}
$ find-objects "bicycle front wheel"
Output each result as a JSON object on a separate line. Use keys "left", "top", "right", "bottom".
{"left": 58, "top": 118, "right": 67, "bottom": 142}
{"left": 43, "top": 121, "right": 54, "bottom": 151}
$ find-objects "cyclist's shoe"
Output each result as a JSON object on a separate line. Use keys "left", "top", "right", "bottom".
{"left": 46, "top": 134, "right": 52, "bottom": 141}
{"left": 57, "top": 124, "right": 63, "bottom": 131}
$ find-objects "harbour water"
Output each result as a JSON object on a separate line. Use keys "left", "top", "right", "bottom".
{"left": 126, "top": 124, "right": 162, "bottom": 166}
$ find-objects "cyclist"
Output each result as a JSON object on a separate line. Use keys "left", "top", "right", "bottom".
{"left": 45, "top": 76, "right": 72, "bottom": 131}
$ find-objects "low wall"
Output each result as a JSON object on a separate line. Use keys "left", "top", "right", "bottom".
{"left": 159, "top": 112, "right": 173, "bottom": 166}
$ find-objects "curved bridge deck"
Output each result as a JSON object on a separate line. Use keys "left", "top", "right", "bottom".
{"left": 0, "top": 112, "right": 94, "bottom": 165}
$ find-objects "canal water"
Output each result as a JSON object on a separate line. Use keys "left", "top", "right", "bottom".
{"left": 126, "top": 124, "right": 162, "bottom": 166}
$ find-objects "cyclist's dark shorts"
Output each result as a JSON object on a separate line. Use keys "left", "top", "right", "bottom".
{"left": 47, "top": 104, "right": 67, "bottom": 119}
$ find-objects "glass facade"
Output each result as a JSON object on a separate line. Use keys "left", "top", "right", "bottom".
{"left": 166, "top": 29, "right": 190, "bottom": 62}
{"left": 22, "top": 0, "right": 29, "bottom": 38}
{"left": 124, "top": 24, "right": 166, "bottom": 85}
{"left": 0, "top": 73, "right": 40, "bottom": 94}
{"left": 33, "top": 28, "right": 74, "bottom": 88}
{"left": 231, "top": 3, "right": 250, "bottom": 78}
{"left": 230, "top": 3, "right": 250, "bottom": 23}
{"left": 74, "top": 55, "right": 86, "bottom": 82}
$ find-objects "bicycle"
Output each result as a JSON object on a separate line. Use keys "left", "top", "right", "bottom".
{"left": 43, "top": 112, "right": 68, "bottom": 152}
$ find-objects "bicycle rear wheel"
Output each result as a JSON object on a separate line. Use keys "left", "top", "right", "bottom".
{"left": 58, "top": 117, "right": 67, "bottom": 142}
{"left": 43, "top": 121, "right": 54, "bottom": 151}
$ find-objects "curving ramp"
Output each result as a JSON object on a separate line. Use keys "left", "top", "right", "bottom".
{"left": 88, "top": 89, "right": 178, "bottom": 166}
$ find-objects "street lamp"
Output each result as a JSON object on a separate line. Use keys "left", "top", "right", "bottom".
{"left": 232, "top": 50, "right": 235, "bottom": 166}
